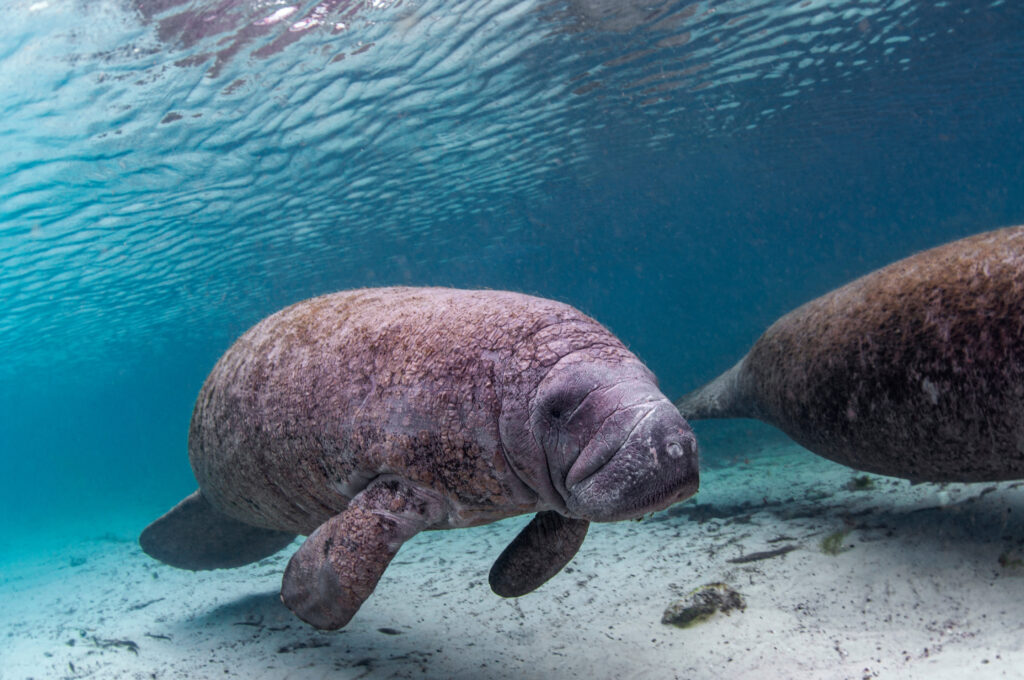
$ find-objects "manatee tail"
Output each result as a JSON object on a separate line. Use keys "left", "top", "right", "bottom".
{"left": 140, "top": 491, "right": 296, "bottom": 570}
{"left": 674, "top": 357, "right": 758, "bottom": 420}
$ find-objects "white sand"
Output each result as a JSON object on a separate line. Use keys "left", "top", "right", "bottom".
{"left": 3, "top": 443, "right": 1024, "bottom": 679}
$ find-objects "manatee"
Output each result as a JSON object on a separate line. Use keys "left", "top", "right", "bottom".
{"left": 676, "top": 226, "right": 1024, "bottom": 482}
{"left": 141, "top": 287, "right": 699, "bottom": 630}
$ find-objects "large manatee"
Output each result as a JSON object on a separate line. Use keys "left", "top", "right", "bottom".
{"left": 141, "top": 287, "right": 699, "bottom": 630}
{"left": 676, "top": 226, "right": 1024, "bottom": 482}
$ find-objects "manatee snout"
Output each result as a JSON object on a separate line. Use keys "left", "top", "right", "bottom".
{"left": 566, "top": 399, "right": 699, "bottom": 522}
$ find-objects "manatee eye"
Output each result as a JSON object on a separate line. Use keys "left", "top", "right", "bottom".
{"left": 545, "top": 392, "right": 577, "bottom": 421}
{"left": 537, "top": 378, "right": 593, "bottom": 424}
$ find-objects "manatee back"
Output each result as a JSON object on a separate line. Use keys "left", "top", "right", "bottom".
{"left": 745, "top": 226, "right": 1024, "bottom": 481}
{"left": 187, "top": 287, "right": 629, "bottom": 533}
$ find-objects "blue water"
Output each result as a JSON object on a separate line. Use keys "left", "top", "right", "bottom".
{"left": 1, "top": 0, "right": 1023, "bottom": 606}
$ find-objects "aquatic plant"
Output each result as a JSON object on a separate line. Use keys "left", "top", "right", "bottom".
{"left": 661, "top": 583, "right": 746, "bottom": 628}
{"left": 997, "top": 551, "right": 1024, "bottom": 570}
{"left": 820, "top": 530, "right": 852, "bottom": 556}
{"left": 847, "top": 475, "right": 875, "bottom": 491}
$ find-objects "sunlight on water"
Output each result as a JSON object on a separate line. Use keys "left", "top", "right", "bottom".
{"left": 0, "top": 0, "right": 973, "bottom": 381}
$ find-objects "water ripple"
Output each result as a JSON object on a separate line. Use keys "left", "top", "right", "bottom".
{"left": 0, "top": 0, "right": 1018, "bottom": 381}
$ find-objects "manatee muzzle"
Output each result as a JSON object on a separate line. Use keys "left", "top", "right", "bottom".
{"left": 565, "top": 399, "right": 699, "bottom": 522}
{"left": 565, "top": 399, "right": 659, "bottom": 489}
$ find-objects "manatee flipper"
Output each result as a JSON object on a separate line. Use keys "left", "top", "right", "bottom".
{"left": 280, "top": 478, "right": 446, "bottom": 630}
{"left": 488, "top": 511, "right": 590, "bottom": 598}
{"left": 139, "top": 491, "right": 296, "bottom": 570}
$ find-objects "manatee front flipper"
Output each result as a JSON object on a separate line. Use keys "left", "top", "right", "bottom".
{"left": 280, "top": 478, "right": 445, "bottom": 630}
{"left": 488, "top": 511, "right": 590, "bottom": 597}
{"left": 139, "top": 491, "right": 296, "bottom": 570}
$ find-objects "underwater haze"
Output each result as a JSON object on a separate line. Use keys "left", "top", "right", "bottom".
{"left": 2, "top": 0, "right": 1024, "bottom": 676}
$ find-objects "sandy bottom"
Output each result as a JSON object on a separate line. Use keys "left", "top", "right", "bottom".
{"left": 3, "top": 443, "right": 1024, "bottom": 680}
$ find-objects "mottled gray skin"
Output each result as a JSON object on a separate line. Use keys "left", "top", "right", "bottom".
{"left": 141, "top": 287, "right": 699, "bottom": 630}
{"left": 677, "top": 226, "right": 1024, "bottom": 482}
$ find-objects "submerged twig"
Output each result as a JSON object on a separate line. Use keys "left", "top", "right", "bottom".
{"left": 88, "top": 635, "right": 139, "bottom": 655}
{"left": 727, "top": 545, "right": 798, "bottom": 563}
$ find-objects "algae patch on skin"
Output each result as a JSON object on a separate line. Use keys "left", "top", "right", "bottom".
{"left": 662, "top": 583, "right": 746, "bottom": 629}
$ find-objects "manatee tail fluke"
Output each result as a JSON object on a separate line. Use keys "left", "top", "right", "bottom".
{"left": 140, "top": 491, "right": 296, "bottom": 570}
{"left": 674, "top": 357, "right": 756, "bottom": 420}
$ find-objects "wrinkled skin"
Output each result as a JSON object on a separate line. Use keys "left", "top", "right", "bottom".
{"left": 141, "top": 287, "right": 699, "bottom": 630}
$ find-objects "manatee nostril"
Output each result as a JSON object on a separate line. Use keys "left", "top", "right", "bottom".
{"left": 666, "top": 442, "right": 685, "bottom": 459}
